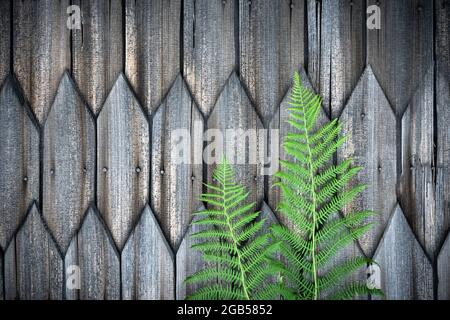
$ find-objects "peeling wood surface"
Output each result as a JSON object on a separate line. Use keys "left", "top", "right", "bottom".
{"left": 183, "top": 0, "right": 235, "bottom": 117}
{"left": 374, "top": 205, "right": 433, "bottom": 300}
{"left": 13, "top": 0, "right": 70, "bottom": 123}
{"left": 438, "top": 233, "right": 450, "bottom": 300}
{"left": 65, "top": 207, "right": 120, "bottom": 300}
{"left": 97, "top": 74, "right": 150, "bottom": 249}
{"left": 122, "top": 205, "right": 174, "bottom": 300}
{"left": 338, "top": 66, "right": 397, "bottom": 257}
{"left": 0, "top": 76, "right": 39, "bottom": 250}
{"left": 43, "top": 73, "right": 95, "bottom": 253}
{"left": 72, "top": 0, "right": 124, "bottom": 114}
{"left": 125, "top": 0, "right": 180, "bottom": 114}
{"left": 151, "top": 75, "right": 203, "bottom": 250}
{"left": 0, "top": 0, "right": 10, "bottom": 85}
{"left": 239, "top": 0, "right": 305, "bottom": 124}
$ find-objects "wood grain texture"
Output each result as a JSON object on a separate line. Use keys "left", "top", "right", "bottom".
{"left": 0, "top": 76, "right": 39, "bottom": 250}
{"left": 373, "top": 205, "right": 433, "bottom": 300}
{"left": 400, "top": 67, "right": 437, "bottom": 257}
{"left": 0, "top": 0, "right": 10, "bottom": 85}
{"left": 268, "top": 68, "right": 329, "bottom": 227}
{"left": 122, "top": 204, "right": 174, "bottom": 300}
{"left": 65, "top": 207, "right": 120, "bottom": 300}
{"left": 97, "top": 74, "right": 150, "bottom": 249}
{"left": 5, "top": 204, "right": 64, "bottom": 300}
{"left": 436, "top": 0, "right": 450, "bottom": 76}
{"left": 338, "top": 66, "right": 397, "bottom": 257}
{"left": 125, "top": 0, "right": 180, "bottom": 114}
{"left": 438, "top": 232, "right": 450, "bottom": 300}
{"left": 72, "top": 0, "right": 123, "bottom": 114}
{"left": 13, "top": 0, "right": 70, "bottom": 123}
{"left": 307, "top": 0, "right": 365, "bottom": 118}
{"left": 367, "top": 0, "right": 433, "bottom": 115}
{"left": 151, "top": 75, "right": 203, "bottom": 250}
{"left": 239, "top": 0, "right": 305, "bottom": 124}
{"left": 0, "top": 250, "right": 3, "bottom": 300}
{"left": 43, "top": 72, "right": 95, "bottom": 253}
{"left": 207, "top": 72, "right": 264, "bottom": 210}
{"left": 183, "top": 0, "right": 235, "bottom": 117}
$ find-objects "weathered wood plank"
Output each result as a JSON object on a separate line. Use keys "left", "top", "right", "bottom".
{"left": 207, "top": 72, "right": 264, "bottom": 210}
{"left": 373, "top": 205, "right": 433, "bottom": 300}
{"left": 151, "top": 75, "right": 203, "bottom": 249}
{"left": 400, "top": 67, "right": 437, "bottom": 257}
{"left": 183, "top": 0, "right": 235, "bottom": 117}
{"left": 5, "top": 203, "right": 64, "bottom": 300}
{"left": 0, "top": 76, "right": 39, "bottom": 250}
{"left": 436, "top": 0, "right": 450, "bottom": 76}
{"left": 72, "top": 0, "right": 123, "bottom": 114}
{"left": 0, "top": 249, "right": 3, "bottom": 300}
{"left": 43, "top": 72, "right": 95, "bottom": 253}
{"left": 367, "top": 0, "right": 433, "bottom": 115}
{"left": 97, "top": 74, "right": 150, "bottom": 249}
{"left": 125, "top": 0, "right": 180, "bottom": 114}
{"left": 307, "top": 0, "right": 365, "bottom": 118}
{"left": 338, "top": 66, "right": 397, "bottom": 257}
{"left": 438, "top": 231, "right": 450, "bottom": 300}
{"left": 0, "top": 0, "right": 10, "bottom": 85}
{"left": 65, "top": 207, "right": 120, "bottom": 300}
{"left": 239, "top": 0, "right": 305, "bottom": 124}
{"left": 268, "top": 68, "right": 328, "bottom": 227}
{"left": 122, "top": 204, "right": 174, "bottom": 300}
{"left": 13, "top": 0, "right": 70, "bottom": 123}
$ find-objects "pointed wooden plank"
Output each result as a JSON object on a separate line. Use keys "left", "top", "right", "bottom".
{"left": 338, "top": 66, "right": 397, "bottom": 257}
{"left": 151, "top": 75, "right": 203, "bottom": 249}
{"left": 183, "top": 0, "right": 235, "bottom": 117}
{"left": 43, "top": 72, "right": 95, "bottom": 253}
{"left": 13, "top": 0, "right": 70, "bottom": 123}
{"left": 122, "top": 205, "right": 174, "bottom": 300}
{"left": 268, "top": 68, "right": 328, "bottom": 227}
{"left": 400, "top": 67, "right": 437, "bottom": 257}
{"left": 307, "top": 0, "right": 365, "bottom": 118}
{"left": 97, "top": 74, "right": 150, "bottom": 249}
{"left": 207, "top": 72, "right": 264, "bottom": 209}
{"left": 436, "top": 0, "right": 450, "bottom": 76}
{"left": 373, "top": 205, "right": 433, "bottom": 300}
{"left": 0, "top": 76, "right": 39, "bottom": 250}
{"left": 65, "top": 207, "right": 120, "bottom": 300}
{"left": 367, "top": 0, "right": 433, "bottom": 115}
{"left": 239, "top": 0, "right": 305, "bottom": 124}
{"left": 125, "top": 0, "right": 180, "bottom": 114}
{"left": 0, "top": 0, "right": 10, "bottom": 85}
{"left": 72, "top": 0, "right": 124, "bottom": 114}
{"left": 5, "top": 204, "right": 64, "bottom": 300}
{"left": 438, "top": 232, "right": 450, "bottom": 299}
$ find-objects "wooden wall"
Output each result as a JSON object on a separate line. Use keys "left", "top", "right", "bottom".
{"left": 0, "top": 0, "right": 449, "bottom": 300}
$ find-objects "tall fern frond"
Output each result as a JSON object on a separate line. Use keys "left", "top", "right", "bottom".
{"left": 272, "top": 72, "right": 383, "bottom": 300}
{"left": 186, "top": 160, "right": 291, "bottom": 300}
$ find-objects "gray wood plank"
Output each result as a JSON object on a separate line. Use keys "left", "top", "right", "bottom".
{"left": 307, "top": 0, "right": 365, "bottom": 118}
{"left": 436, "top": 0, "right": 450, "bottom": 77}
{"left": 43, "top": 72, "right": 95, "bottom": 253}
{"left": 438, "top": 231, "right": 450, "bottom": 300}
{"left": 72, "top": 0, "right": 124, "bottom": 114}
{"left": 268, "top": 68, "right": 329, "bottom": 228}
{"left": 122, "top": 204, "right": 174, "bottom": 300}
{"left": 0, "top": 76, "right": 39, "bottom": 250}
{"left": 125, "top": 0, "right": 180, "bottom": 114}
{"left": 13, "top": 0, "right": 70, "bottom": 123}
{"left": 207, "top": 72, "right": 264, "bottom": 210}
{"left": 97, "top": 74, "right": 150, "bottom": 250}
{"left": 151, "top": 75, "right": 203, "bottom": 250}
{"left": 400, "top": 67, "right": 438, "bottom": 258}
{"left": 183, "top": 0, "right": 235, "bottom": 117}
{"left": 338, "top": 66, "right": 397, "bottom": 257}
{"left": 5, "top": 203, "right": 64, "bottom": 300}
{"left": 373, "top": 205, "right": 433, "bottom": 300}
{"left": 367, "top": 0, "right": 433, "bottom": 115}
{"left": 65, "top": 207, "right": 120, "bottom": 300}
{"left": 0, "top": 0, "right": 10, "bottom": 85}
{"left": 239, "top": 0, "right": 305, "bottom": 124}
